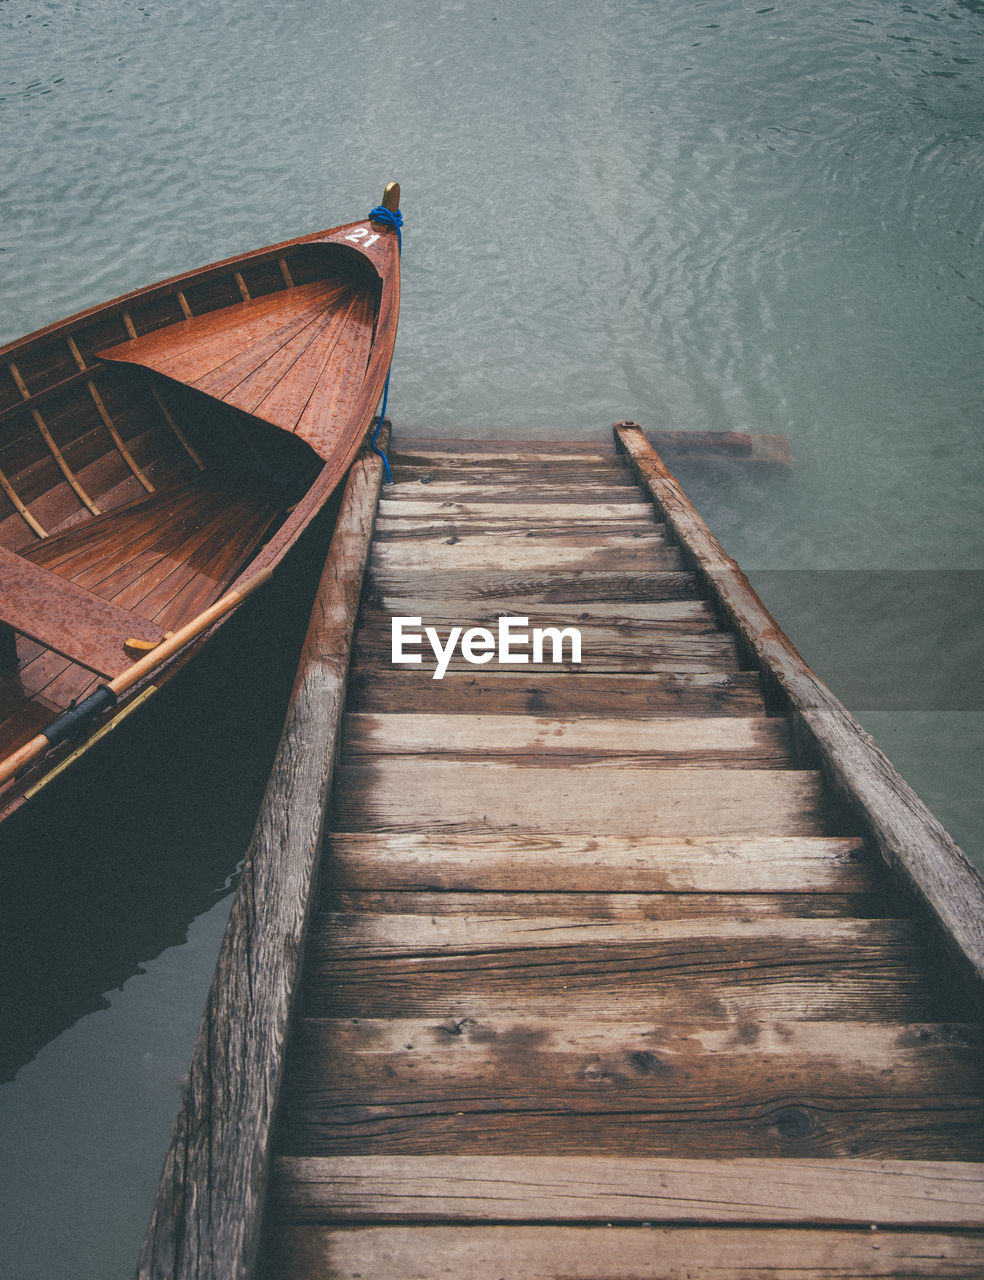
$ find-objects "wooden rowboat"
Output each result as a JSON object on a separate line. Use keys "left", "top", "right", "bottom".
{"left": 0, "top": 183, "right": 401, "bottom": 823}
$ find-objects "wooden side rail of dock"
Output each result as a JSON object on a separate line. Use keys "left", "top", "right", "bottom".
{"left": 135, "top": 432, "right": 388, "bottom": 1280}
{"left": 138, "top": 426, "right": 984, "bottom": 1280}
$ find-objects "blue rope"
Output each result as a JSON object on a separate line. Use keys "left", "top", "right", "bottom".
{"left": 369, "top": 204, "right": 403, "bottom": 251}
{"left": 367, "top": 204, "right": 403, "bottom": 483}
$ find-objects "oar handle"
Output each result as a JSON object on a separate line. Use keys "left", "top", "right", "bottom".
{"left": 110, "top": 567, "right": 273, "bottom": 698}
{"left": 0, "top": 568, "right": 273, "bottom": 789}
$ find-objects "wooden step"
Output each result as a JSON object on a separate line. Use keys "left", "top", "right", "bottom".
{"left": 341, "top": 713, "right": 794, "bottom": 766}
{"left": 323, "top": 833, "right": 875, "bottom": 894}
{"left": 330, "top": 760, "right": 829, "bottom": 836}
{"left": 377, "top": 499, "right": 655, "bottom": 522}
{"left": 389, "top": 463, "right": 635, "bottom": 485}
{"left": 312, "top": 913, "right": 916, "bottom": 959}
{"left": 370, "top": 539, "right": 682, "bottom": 574}
{"left": 327, "top": 889, "right": 887, "bottom": 920}
{"left": 365, "top": 568, "right": 701, "bottom": 603}
{"left": 381, "top": 482, "right": 646, "bottom": 503}
{"left": 278, "top": 1016, "right": 984, "bottom": 1159}
{"left": 269, "top": 1154, "right": 984, "bottom": 1227}
{"left": 374, "top": 515, "right": 659, "bottom": 538}
{"left": 371, "top": 527, "right": 671, "bottom": 551}
{"left": 345, "top": 670, "right": 767, "bottom": 717}
{"left": 359, "top": 598, "right": 720, "bottom": 630}
{"left": 356, "top": 627, "right": 741, "bottom": 675}
{"left": 303, "top": 912, "right": 942, "bottom": 1022}
{"left": 264, "top": 1222, "right": 984, "bottom": 1280}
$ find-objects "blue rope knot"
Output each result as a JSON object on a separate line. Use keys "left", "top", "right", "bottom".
{"left": 369, "top": 204, "right": 403, "bottom": 254}
{"left": 368, "top": 203, "right": 402, "bottom": 484}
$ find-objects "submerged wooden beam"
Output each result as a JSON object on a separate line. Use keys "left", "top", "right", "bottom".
{"left": 614, "top": 421, "right": 984, "bottom": 1002}
{"left": 135, "top": 432, "right": 387, "bottom": 1280}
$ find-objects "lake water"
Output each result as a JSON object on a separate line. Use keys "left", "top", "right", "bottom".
{"left": 1, "top": 1, "right": 982, "bottom": 1274}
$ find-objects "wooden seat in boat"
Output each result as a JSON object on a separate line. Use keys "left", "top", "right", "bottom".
{"left": 0, "top": 544, "right": 165, "bottom": 677}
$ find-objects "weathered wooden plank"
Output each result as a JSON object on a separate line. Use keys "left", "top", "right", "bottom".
{"left": 646, "top": 428, "right": 792, "bottom": 465}
{"left": 373, "top": 528, "right": 670, "bottom": 551}
{"left": 307, "top": 963, "right": 945, "bottom": 1023}
{"left": 282, "top": 1097, "right": 984, "bottom": 1160}
{"left": 345, "top": 670, "right": 767, "bottom": 717}
{"left": 263, "top": 1223, "right": 984, "bottom": 1279}
{"left": 279, "top": 1016, "right": 984, "bottom": 1159}
{"left": 323, "top": 833, "right": 874, "bottom": 893}
{"left": 360, "top": 598, "right": 719, "bottom": 629}
{"left": 390, "top": 463, "right": 634, "bottom": 484}
{"left": 135, "top": 437, "right": 387, "bottom": 1280}
{"left": 616, "top": 423, "right": 984, "bottom": 1002}
{"left": 373, "top": 515, "right": 658, "bottom": 538}
{"left": 373, "top": 525, "right": 667, "bottom": 547}
{"left": 381, "top": 482, "right": 645, "bottom": 503}
{"left": 0, "top": 542, "right": 165, "bottom": 676}
{"left": 331, "top": 760, "right": 829, "bottom": 835}
{"left": 376, "top": 499, "right": 655, "bottom": 521}
{"left": 366, "top": 568, "right": 701, "bottom": 603}
{"left": 270, "top": 1155, "right": 984, "bottom": 1227}
{"left": 327, "top": 889, "right": 885, "bottom": 919}
{"left": 392, "top": 437, "right": 619, "bottom": 460}
{"left": 306, "top": 913, "right": 939, "bottom": 1021}
{"left": 313, "top": 913, "right": 915, "bottom": 959}
{"left": 288, "top": 1017, "right": 976, "bottom": 1064}
{"left": 370, "top": 540, "right": 682, "bottom": 573}
{"left": 341, "top": 713, "right": 794, "bottom": 766}
{"left": 356, "top": 627, "right": 741, "bottom": 674}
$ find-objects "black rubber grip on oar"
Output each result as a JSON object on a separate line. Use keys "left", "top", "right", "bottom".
{"left": 42, "top": 685, "right": 119, "bottom": 748}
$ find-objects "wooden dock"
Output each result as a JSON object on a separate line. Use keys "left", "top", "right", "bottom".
{"left": 138, "top": 426, "right": 984, "bottom": 1279}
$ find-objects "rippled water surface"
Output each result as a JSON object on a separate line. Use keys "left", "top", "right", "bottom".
{"left": 1, "top": 1, "right": 982, "bottom": 1274}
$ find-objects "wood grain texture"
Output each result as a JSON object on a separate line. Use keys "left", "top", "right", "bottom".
{"left": 135, "top": 438, "right": 386, "bottom": 1280}
{"left": 331, "top": 759, "right": 829, "bottom": 835}
{"left": 278, "top": 1015, "right": 984, "bottom": 1159}
{"left": 269, "top": 1154, "right": 984, "bottom": 1228}
{"left": 366, "top": 567, "right": 701, "bottom": 603}
{"left": 263, "top": 1223, "right": 984, "bottom": 1279}
{"left": 322, "top": 832, "right": 875, "bottom": 893}
{"left": 304, "top": 910, "right": 942, "bottom": 1023}
{"left": 357, "top": 626, "right": 742, "bottom": 674}
{"left": 0, "top": 542, "right": 164, "bottom": 675}
{"left": 381, "top": 481, "right": 646, "bottom": 503}
{"left": 0, "top": 208, "right": 401, "bottom": 826}
{"left": 373, "top": 514, "right": 658, "bottom": 537}
{"left": 359, "top": 597, "right": 719, "bottom": 628}
{"left": 370, "top": 534, "right": 678, "bottom": 572}
{"left": 312, "top": 912, "right": 916, "bottom": 959}
{"left": 327, "top": 889, "right": 886, "bottom": 919}
{"left": 389, "top": 463, "right": 634, "bottom": 485}
{"left": 340, "top": 713, "right": 793, "bottom": 765}
{"left": 345, "top": 670, "right": 768, "bottom": 717}
{"left": 376, "top": 498, "right": 655, "bottom": 521}
{"left": 616, "top": 424, "right": 984, "bottom": 1002}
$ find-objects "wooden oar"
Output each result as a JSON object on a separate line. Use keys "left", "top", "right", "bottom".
{"left": 0, "top": 568, "right": 273, "bottom": 788}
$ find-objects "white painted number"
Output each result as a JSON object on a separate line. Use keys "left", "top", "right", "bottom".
{"left": 345, "top": 227, "right": 380, "bottom": 247}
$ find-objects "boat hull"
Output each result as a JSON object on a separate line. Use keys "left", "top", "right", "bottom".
{"left": 0, "top": 199, "right": 400, "bottom": 822}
